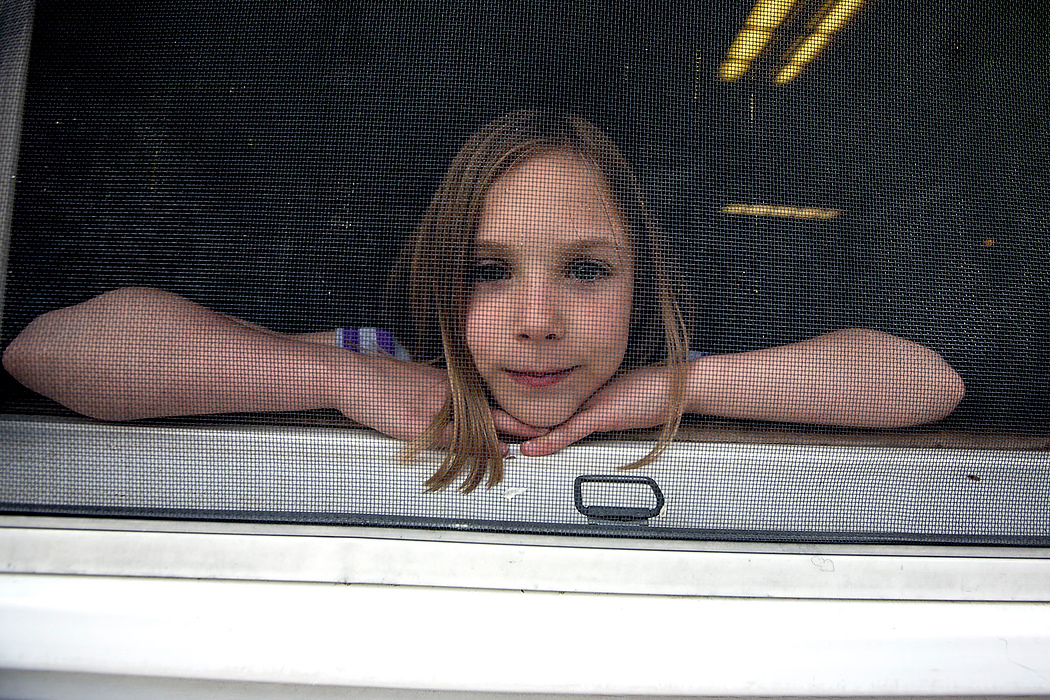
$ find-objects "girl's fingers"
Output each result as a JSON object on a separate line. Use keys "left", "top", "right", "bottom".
{"left": 424, "top": 412, "right": 543, "bottom": 449}
{"left": 491, "top": 409, "right": 549, "bottom": 438}
{"left": 520, "top": 413, "right": 597, "bottom": 456}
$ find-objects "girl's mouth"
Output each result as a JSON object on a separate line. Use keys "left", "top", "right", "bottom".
{"left": 504, "top": 367, "right": 577, "bottom": 388}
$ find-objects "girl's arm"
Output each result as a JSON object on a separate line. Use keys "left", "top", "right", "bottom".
{"left": 2, "top": 287, "right": 546, "bottom": 445}
{"left": 518, "top": 328, "right": 965, "bottom": 456}
{"left": 295, "top": 330, "right": 341, "bottom": 346}
{"left": 1, "top": 286, "right": 368, "bottom": 421}
{"left": 687, "top": 328, "right": 965, "bottom": 428}
{"left": 210, "top": 309, "right": 337, "bottom": 347}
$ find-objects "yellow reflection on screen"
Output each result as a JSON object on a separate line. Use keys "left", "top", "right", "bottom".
{"left": 776, "top": 0, "right": 866, "bottom": 84}
{"left": 722, "top": 204, "right": 842, "bottom": 219}
{"left": 720, "top": 0, "right": 797, "bottom": 82}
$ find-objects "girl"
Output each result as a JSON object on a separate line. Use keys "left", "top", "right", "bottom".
{"left": 2, "top": 110, "right": 966, "bottom": 492}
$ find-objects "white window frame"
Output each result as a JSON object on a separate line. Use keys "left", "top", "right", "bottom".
{"left": 2, "top": 514, "right": 1050, "bottom": 697}
{"left": 2, "top": 3, "right": 1049, "bottom": 696}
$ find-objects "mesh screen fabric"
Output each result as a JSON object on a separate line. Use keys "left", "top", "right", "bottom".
{"left": 0, "top": 0, "right": 1048, "bottom": 544}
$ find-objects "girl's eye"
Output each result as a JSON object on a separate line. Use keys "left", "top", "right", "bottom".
{"left": 473, "top": 261, "right": 509, "bottom": 283}
{"left": 567, "top": 258, "right": 610, "bottom": 282}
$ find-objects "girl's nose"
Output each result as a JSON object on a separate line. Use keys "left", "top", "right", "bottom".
{"left": 516, "top": 278, "right": 562, "bottom": 341}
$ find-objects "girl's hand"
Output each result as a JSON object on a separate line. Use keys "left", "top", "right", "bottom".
{"left": 330, "top": 353, "right": 546, "bottom": 447}
{"left": 519, "top": 364, "right": 676, "bottom": 456}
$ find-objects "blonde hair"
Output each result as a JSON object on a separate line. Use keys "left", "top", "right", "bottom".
{"left": 387, "top": 109, "right": 691, "bottom": 492}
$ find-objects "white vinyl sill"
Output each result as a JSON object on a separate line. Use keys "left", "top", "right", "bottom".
{"left": 2, "top": 515, "right": 1050, "bottom": 600}
{"left": 1, "top": 565, "right": 1050, "bottom": 697}
{"left": 3, "top": 471, "right": 1050, "bottom": 697}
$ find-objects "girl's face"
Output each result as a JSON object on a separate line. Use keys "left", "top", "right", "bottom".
{"left": 465, "top": 152, "right": 634, "bottom": 428}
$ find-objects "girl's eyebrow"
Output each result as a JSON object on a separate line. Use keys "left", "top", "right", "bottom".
{"left": 475, "top": 236, "right": 628, "bottom": 257}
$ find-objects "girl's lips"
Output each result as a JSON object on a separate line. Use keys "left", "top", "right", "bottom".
{"left": 504, "top": 367, "right": 577, "bottom": 388}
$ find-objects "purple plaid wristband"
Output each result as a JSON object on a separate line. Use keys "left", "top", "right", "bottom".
{"left": 336, "top": 327, "right": 411, "bottom": 361}
{"left": 339, "top": 327, "right": 359, "bottom": 351}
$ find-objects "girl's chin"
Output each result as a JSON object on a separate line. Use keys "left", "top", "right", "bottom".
{"left": 501, "top": 402, "right": 580, "bottom": 430}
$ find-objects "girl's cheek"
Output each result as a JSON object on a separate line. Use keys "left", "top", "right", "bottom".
{"left": 465, "top": 313, "right": 511, "bottom": 370}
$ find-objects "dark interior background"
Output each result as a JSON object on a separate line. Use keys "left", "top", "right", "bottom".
{"left": 2, "top": 0, "right": 1048, "bottom": 431}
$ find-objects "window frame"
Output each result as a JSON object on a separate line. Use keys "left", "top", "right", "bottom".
{"left": 2, "top": 4, "right": 1050, "bottom": 695}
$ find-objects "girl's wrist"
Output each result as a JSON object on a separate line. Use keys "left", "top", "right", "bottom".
{"left": 683, "top": 355, "right": 744, "bottom": 417}
{"left": 683, "top": 357, "right": 715, "bottom": 415}
{"left": 316, "top": 344, "right": 380, "bottom": 419}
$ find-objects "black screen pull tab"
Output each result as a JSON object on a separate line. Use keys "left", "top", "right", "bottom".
{"left": 573, "top": 474, "right": 665, "bottom": 521}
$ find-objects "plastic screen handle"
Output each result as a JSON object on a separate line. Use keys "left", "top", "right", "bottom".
{"left": 573, "top": 474, "right": 665, "bottom": 521}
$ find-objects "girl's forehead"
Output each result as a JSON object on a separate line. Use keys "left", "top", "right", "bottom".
{"left": 477, "top": 152, "right": 630, "bottom": 251}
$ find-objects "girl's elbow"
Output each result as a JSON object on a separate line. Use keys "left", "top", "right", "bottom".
{"left": 894, "top": 367, "right": 966, "bottom": 428}
{"left": 880, "top": 330, "right": 967, "bottom": 425}
{"left": 4, "top": 319, "right": 132, "bottom": 421}
{"left": 2, "top": 331, "right": 43, "bottom": 389}
{"left": 944, "top": 366, "right": 966, "bottom": 412}
{"left": 925, "top": 365, "right": 966, "bottom": 423}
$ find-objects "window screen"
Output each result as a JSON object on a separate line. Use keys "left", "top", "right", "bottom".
{"left": 1, "top": 0, "right": 1048, "bottom": 544}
